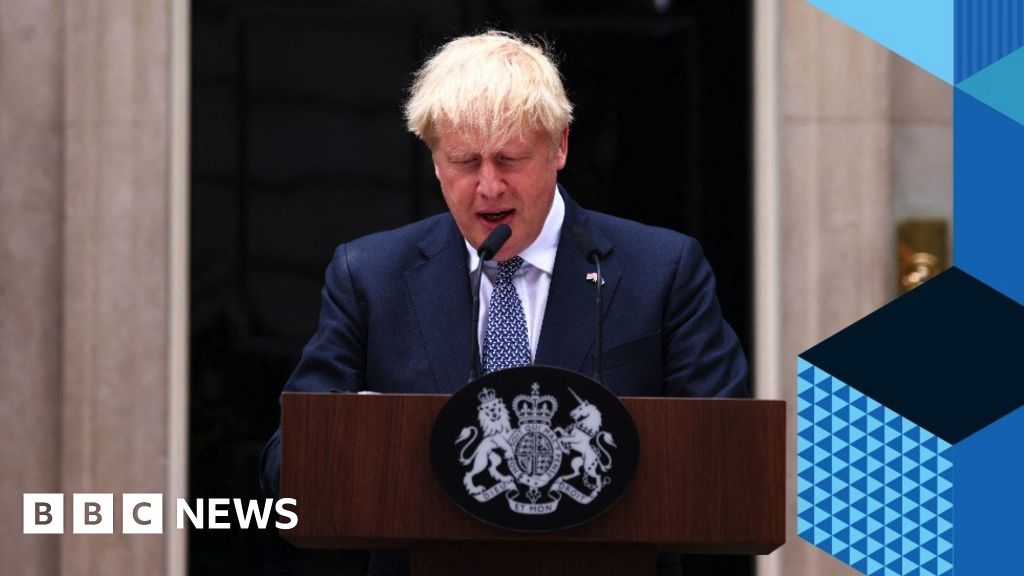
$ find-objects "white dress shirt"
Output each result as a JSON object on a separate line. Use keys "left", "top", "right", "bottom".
{"left": 466, "top": 190, "right": 564, "bottom": 360}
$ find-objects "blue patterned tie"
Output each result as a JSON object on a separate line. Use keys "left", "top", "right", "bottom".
{"left": 482, "top": 256, "right": 532, "bottom": 374}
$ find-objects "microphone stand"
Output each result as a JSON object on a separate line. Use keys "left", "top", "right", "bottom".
{"left": 592, "top": 254, "right": 603, "bottom": 384}
{"left": 469, "top": 261, "right": 487, "bottom": 382}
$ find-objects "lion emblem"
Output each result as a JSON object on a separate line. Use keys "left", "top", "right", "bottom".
{"left": 454, "top": 388, "right": 514, "bottom": 494}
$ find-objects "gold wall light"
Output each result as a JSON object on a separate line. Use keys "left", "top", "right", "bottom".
{"left": 898, "top": 220, "right": 949, "bottom": 294}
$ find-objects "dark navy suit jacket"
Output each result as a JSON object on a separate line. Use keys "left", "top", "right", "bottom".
{"left": 261, "top": 190, "right": 748, "bottom": 498}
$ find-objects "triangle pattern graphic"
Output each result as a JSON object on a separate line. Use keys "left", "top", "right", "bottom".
{"left": 797, "top": 359, "right": 954, "bottom": 576}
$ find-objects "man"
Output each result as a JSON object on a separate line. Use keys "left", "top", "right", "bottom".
{"left": 261, "top": 31, "right": 748, "bottom": 575}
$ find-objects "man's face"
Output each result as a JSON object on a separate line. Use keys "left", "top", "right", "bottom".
{"left": 432, "top": 126, "right": 568, "bottom": 262}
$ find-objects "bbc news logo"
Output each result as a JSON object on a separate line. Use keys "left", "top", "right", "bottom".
{"left": 23, "top": 494, "right": 297, "bottom": 534}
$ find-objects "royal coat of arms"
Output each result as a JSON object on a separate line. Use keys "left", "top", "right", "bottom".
{"left": 454, "top": 383, "right": 617, "bottom": 515}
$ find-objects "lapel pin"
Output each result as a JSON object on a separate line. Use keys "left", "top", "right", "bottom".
{"left": 585, "top": 272, "right": 605, "bottom": 285}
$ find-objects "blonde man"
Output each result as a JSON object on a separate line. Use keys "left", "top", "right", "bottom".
{"left": 262, "top": 31, "right": 747, "bottom": 575}
{"left": 405, "top": 31, "right": 573, "bottom": 263}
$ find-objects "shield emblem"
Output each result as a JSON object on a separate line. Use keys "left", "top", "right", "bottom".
{"left": 430, "top": 366, "right": 640, "bottom": 532}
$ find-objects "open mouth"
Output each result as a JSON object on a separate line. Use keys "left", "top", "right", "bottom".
{"left": 479, "top": 210, "right": 514, "bottom": 223}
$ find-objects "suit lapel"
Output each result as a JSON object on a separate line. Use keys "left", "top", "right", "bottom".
{"left": 535, "top": 196, "right": 621, "bottom": 374}
{"left": 405, "top": 219, "right": 474, "bottom": 393}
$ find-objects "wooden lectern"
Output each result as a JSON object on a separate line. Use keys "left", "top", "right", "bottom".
{"left": 280, "top": 392, "right": 785, "bottom": 575}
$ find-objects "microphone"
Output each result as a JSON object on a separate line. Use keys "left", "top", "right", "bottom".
{"left": 477, "top": 224, "right": 512, "bottom": 261}
{"left": 469, "top": 224, "right": 512, "bottom": 381}
{"left": 572, "top": 226, "right": 604, "bottom": 384}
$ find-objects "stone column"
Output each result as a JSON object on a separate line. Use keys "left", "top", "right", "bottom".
{"left": 758, "top": 0, "right": 896, "bottom": 574}
{"left": 0, "top": 0, "right": 65, "bottom": 573}
{"left": 0, "top": 0, "right": 187, "bottom": 574}
{"left": 60, "top": 0, "right": 173, "bottom": 572}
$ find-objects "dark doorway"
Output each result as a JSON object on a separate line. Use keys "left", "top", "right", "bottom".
{"left": 190, "top": 0, "right": 751, "bottom": 573}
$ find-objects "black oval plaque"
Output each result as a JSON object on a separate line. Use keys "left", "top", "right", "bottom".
{"left": 430, "top": 365, "right": 639, "bottom": 532}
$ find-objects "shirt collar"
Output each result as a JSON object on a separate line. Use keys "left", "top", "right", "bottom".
{"left": 466, "top": 188, "right": 564, "bottom": 274}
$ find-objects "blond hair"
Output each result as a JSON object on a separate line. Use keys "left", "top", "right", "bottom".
{"left": 404, "top": 31, "right": 573, "bottom": 151}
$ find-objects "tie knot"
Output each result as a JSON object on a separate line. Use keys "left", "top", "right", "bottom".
{"left": 496, "top": 256, "right": 524, "bottom": 283}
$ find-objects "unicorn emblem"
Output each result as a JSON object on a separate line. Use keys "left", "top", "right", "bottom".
{"left": 554, "top": 388, "right": 617, "bottom": 492}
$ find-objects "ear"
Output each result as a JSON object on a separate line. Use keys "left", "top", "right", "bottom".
{"left": 430, "top": 145, "right": 443, "bottom": 181}
{"left": 554, "top": 125, "right": 569, "bottom": 170}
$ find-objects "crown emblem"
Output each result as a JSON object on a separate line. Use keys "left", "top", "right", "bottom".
{"left": 513, "top": 383, "right": 558, "bottom": 425}
{"left": 478, "top": 387, "right": 498, "bottom": 405}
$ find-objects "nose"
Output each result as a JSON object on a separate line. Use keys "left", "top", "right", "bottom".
{"left": 476, "top": 159, "right": 505, "bottom": 199}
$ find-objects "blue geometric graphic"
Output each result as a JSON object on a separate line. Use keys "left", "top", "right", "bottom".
{"left": 801, "top": 267, "right": 1024, "bottom": 444}
{"left": 954, "top": 89, "right": 1024, "bottom": 305}
{"left": 955, "top": 0, "right": 1024, "bottom": 82}
{"left": 808, "top": 0, "right": 954, "bottom": 83}
{"left": 797, "top": 359, "right": 954, "bottom": 576}
{"left": 799, "top": 1, "right": 1024, "bottom": 573}
{"left": 952, "top": 404, "right": 1024, "bottom": 573}
{"left": 957, "top": 45, "right": 1024, "bottom": 126}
